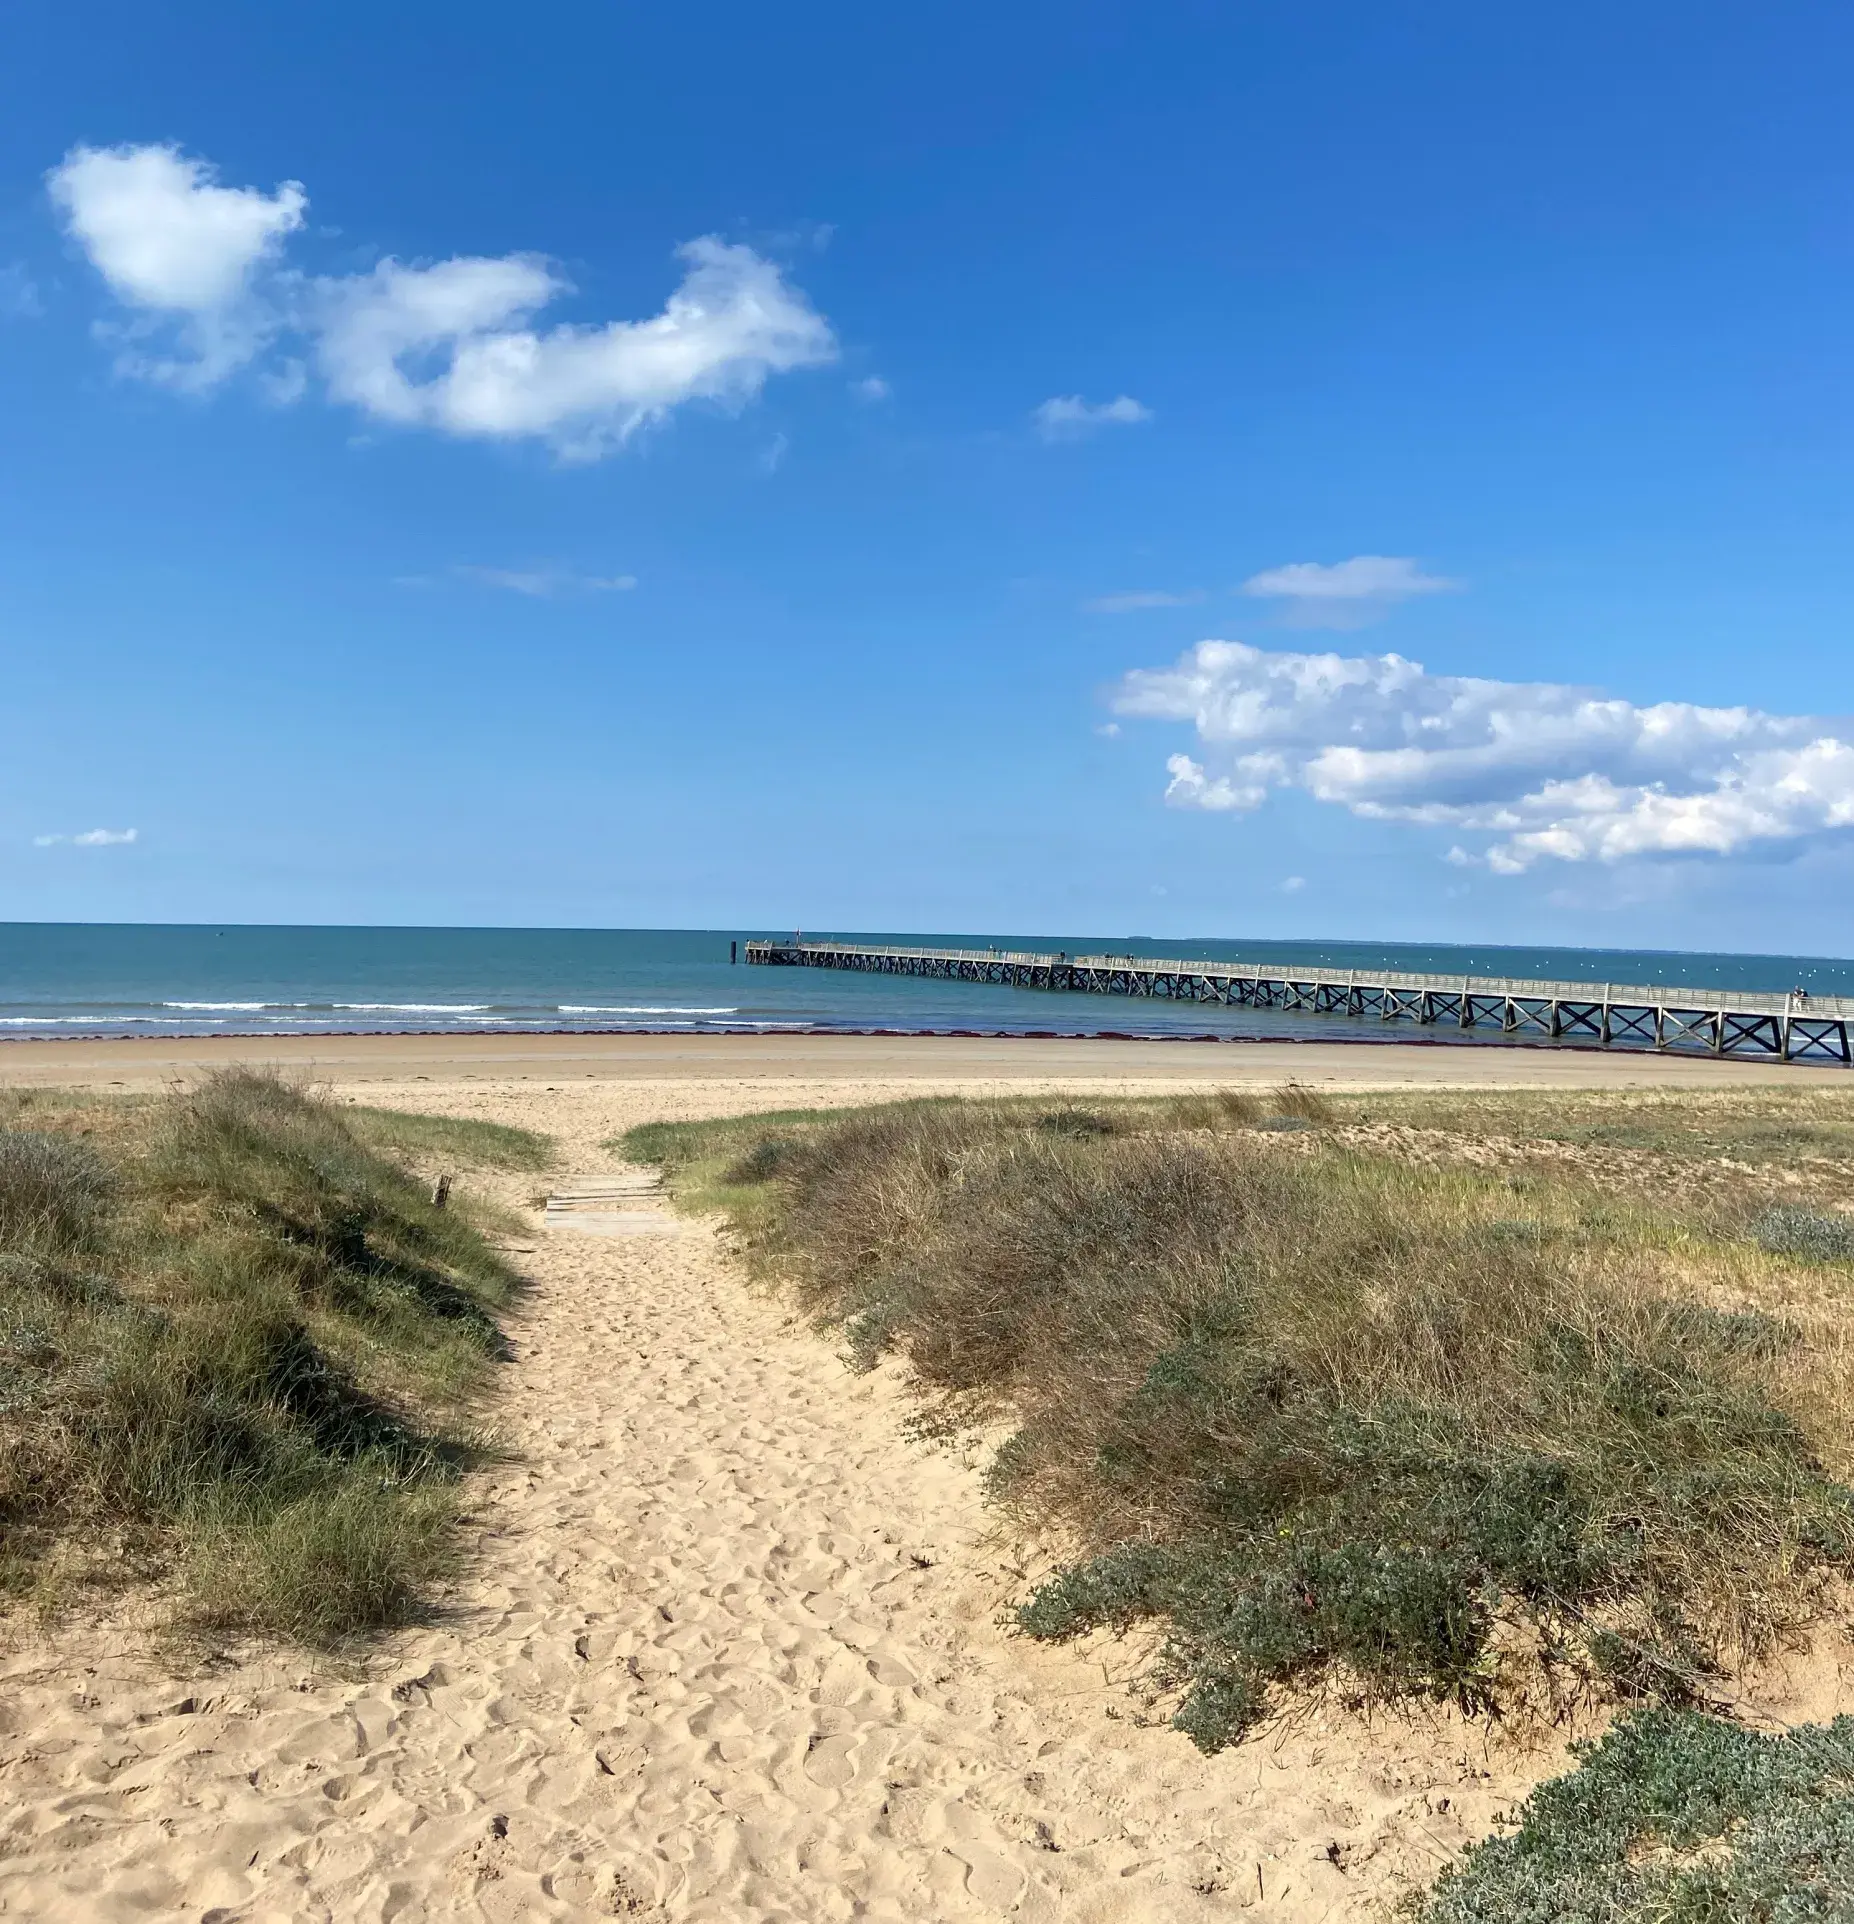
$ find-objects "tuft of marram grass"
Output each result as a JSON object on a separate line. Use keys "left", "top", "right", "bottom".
{"left": 183, "top": 1478, "right": 460, "bottom": 1644}
{"left": 0, "top": 1069, "right": 526, "bottom": 1641}
{"left": 0, "top": 1131, "right": 116, "bottom": 1254}
{"left": 632, "top": 1095, "right": 1854, "bottom": 1754}
{"left": 345, "top": 1104, "right": 559, "bottom": 1173}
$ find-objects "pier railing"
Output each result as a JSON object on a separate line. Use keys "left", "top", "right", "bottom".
{"left": 743, "top": 939, "right": 1852, "bottom": 1063}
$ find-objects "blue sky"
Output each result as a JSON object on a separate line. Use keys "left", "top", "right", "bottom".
{"left": 5, "top": 1, "right": 1854, "bottom": 951}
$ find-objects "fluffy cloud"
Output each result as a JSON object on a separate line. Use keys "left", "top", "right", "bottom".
{"left": 1115, "top": 639, "right": 1854, "bottom": 872}
{"left": 1033, "top": 393, "right": 1153, "bottom": 441}
{"left": 48, "top": 144, "right": 304, "bottom": 387}
{"left": 35, "top": 827, "right": 138, "bottom": 847}
{"left": 49, "top": 143, "right": 834, "bottom": 454}
{"left": 1241, "top": 555, "right": 1459, "bottom": 629}
{"left": 313, "top": 239, "right": 833, "bottom": 458}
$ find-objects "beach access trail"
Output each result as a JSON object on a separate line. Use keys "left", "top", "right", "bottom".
{"left": 0, "top": 1056, "right": 1836, "bottom": 1921}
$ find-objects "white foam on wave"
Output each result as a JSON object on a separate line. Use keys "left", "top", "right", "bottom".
{"left": 558, "top": 1005, "right": 739, "bottom": 1015}
{"left": 165, "top": 1000, "right": 277, "bottom": 1011}
{"left": 0, "top": 1014, "right": 167, "bottom": 1025}
{"left": 334, "top": 1003, "right": 494, "bottom": 1014}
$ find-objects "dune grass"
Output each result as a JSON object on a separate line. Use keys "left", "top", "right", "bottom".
{"left": 1332, "top": 1082, "right": 1854, "bottom": 1167}
{"left": 0, "top": 1070, "right": 539, "bottom": 1641}
{"left": 625, "top": 1089, "right": 1854, "bottom": 1757}
{"left": 345, "top": 1103, "right": 559, "bottom": 1173}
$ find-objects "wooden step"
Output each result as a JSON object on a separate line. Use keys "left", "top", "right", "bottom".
{"left": 543, "top": 1171, "right": 679, "bottom": 1237}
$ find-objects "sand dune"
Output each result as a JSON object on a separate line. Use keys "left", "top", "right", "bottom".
{"left": 0, "top": 1076, "right": 1707, "bottom": 1919}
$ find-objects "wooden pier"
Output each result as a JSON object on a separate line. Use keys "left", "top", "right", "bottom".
{"left": 744, "top": 939, "right": 1853, "bottom": 1063}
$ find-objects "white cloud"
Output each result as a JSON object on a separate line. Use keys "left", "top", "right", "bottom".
{"left": 853, "top": 375, "right": 890, "bottom": 400}
{"left": 1033, "top": 393, "right": 1153, "bottom": 441}
{"left": 313, "top": 238, "right": 833, "bottom": 459}
{"left": 1163, "top": 751, "right": 1272, "bottom": 813}
{"left": 1083, "top": 589, "right": 1204, "bottom": 614}
{"left": 48, "top": 143, "right": 304, "bottom": 387}
{"left": 454, "top": 565, "right": 636, "bottom": 596}
{"left": 1115, "top": 639, "right": 1854, "bottom": 872}
{"left": 50, "top": 142, "right": 835, "bottom": 455}
{"left": 1241, "top": 555, "right": 1460, "bottom": 630}
{"left": 35, "top": 827, "right": 138, "bottom": 847}
{"left": 1281, "top": 875, "right": 1306, "bottom": 893}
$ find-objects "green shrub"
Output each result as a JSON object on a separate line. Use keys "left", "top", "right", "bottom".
{"left": 1751, "top": 1206, "right": 1854, "bottom": 1264}
{"left": 1421, "top": 1708, "right": 1854, "bottom": 1923}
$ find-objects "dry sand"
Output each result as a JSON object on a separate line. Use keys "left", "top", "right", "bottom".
{"left": 1, "top": 1027, "right": 1847, "bottom": 1091}
{"left": 2, "top": 1045, "right": 1849, "bottom": 1921}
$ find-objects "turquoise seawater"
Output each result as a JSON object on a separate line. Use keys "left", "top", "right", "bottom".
{"left": 1, "top": 923, "right": 1850, "bottom": 1047}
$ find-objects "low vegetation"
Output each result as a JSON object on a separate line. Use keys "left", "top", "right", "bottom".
{"left": 344, "top": 1103, "right": 558, "bottom": 1174}
{"left": 1421, "top": 1707, "right": 1854, "bottom": 1921}
{"left": 1331, "top": 1082, "right": 1854, "bottom": 1169}
{"left": 625, "top": 1087, "right": 1854, "bottom": 1761}
{"left": 0, "top": 1071, "right": 546, "bottom": 1641}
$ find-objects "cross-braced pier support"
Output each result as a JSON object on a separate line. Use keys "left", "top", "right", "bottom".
{"left": 744, "top": 940, "right": 1852, "bottom": 1065}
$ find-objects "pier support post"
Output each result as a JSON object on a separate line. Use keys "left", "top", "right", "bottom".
{"left": 742, "top": 939, "right": 1844, "bottom": 1068}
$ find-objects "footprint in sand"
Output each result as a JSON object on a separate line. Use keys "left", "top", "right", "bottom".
{"left": 802, "top": 1730, "right": 861, "bottom": 1790}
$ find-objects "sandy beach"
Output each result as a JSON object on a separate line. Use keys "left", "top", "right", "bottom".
{"left": 19, "top": 0, "right": 1854, "bottom": 1909}
{"left": 2, "top": 1041, "right": 1848, "bottom": 1921}
{"left": 1, "top": 1027, "right": 1845, "bottom": 1091}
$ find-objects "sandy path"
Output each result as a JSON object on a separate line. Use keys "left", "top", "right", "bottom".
{"left": 2, "top": 1079, "right": 1582, "bottom": 1921}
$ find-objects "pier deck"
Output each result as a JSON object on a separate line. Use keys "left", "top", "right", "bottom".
{"left": 745, "top": 940, "right": 1853, "bottom": 1063}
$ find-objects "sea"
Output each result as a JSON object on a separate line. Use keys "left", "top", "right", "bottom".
{"left": 0, "top": 923, "right": 1850, "bottom": 1049}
